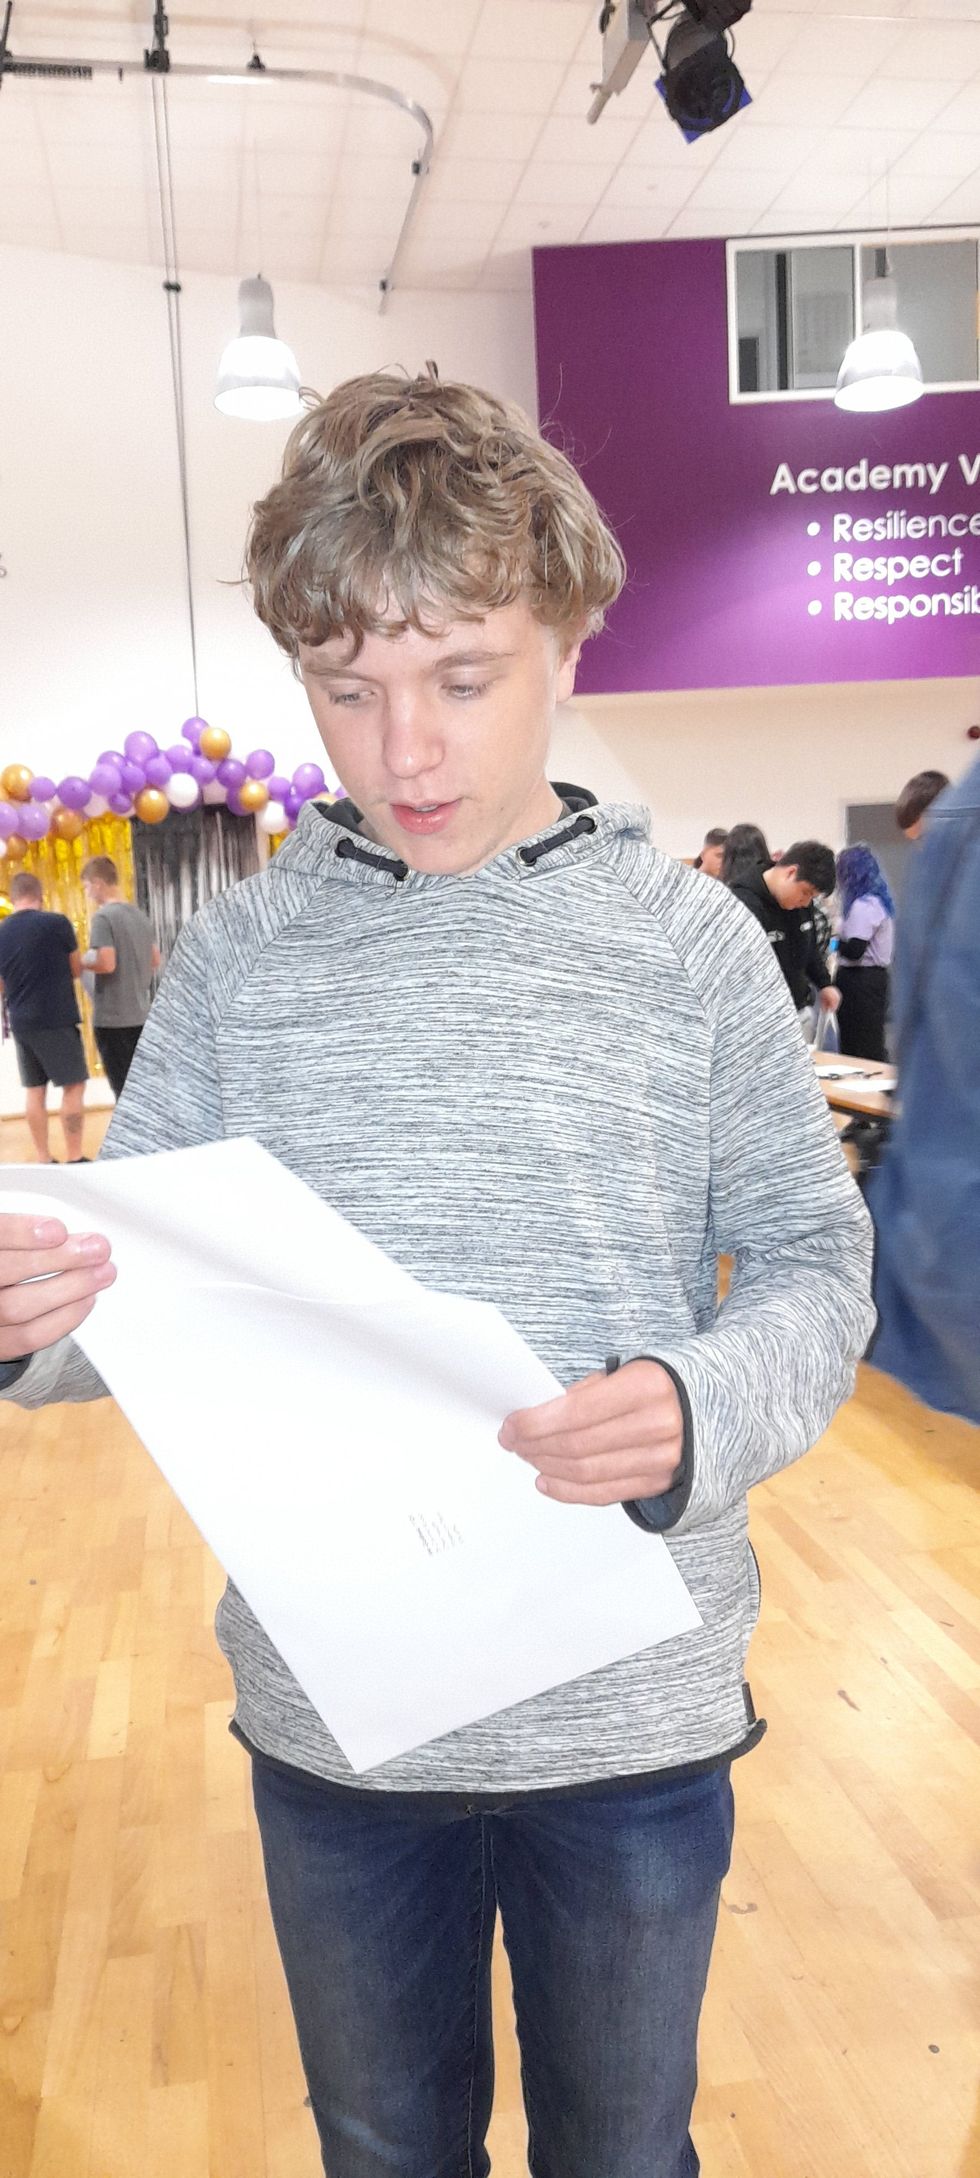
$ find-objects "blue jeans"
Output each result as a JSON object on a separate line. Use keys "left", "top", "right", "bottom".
{"left": 250, "top": 1748, "right": 734, "bottom": 2178}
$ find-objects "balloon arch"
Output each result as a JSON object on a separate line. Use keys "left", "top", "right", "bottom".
{"left": 0, "top": 718, "right": 335, "bottom": 866}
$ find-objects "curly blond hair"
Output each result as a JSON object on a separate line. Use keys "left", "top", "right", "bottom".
{"left": 245, "top": 368, "right": 625, "bottom": 662}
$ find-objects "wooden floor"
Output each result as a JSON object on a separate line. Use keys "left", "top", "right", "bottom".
{"left": 1, "top": 1116, "right": 979, "bottom": 2176}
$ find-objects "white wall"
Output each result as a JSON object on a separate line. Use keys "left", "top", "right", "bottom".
{"left": 0, "top": 243, "right": 537, "bottom": 785}
{"left": 555, "top": 677, "right": 978, "bottom": 858}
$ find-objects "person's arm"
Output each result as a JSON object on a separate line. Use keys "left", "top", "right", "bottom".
{"left": 82, "top": 907, "right": 115, "bottom": 977}
{"left": 837, "top": 899, "right": 881, "bottom": 967}
{"left": 628, "top": 908, "right": 874, "bottom": 1536}
{"left": 838, "top": 936, "right": 869, "bottom": 961}
{"left": 150, "top": 944, "right": 162, "bottom": 973}
{"left": 69, "top": 949, "right": 84, "bottom": 980}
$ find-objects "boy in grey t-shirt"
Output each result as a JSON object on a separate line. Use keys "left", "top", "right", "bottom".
{"left": 81, "top": 855, "right": 161, "bottom": 1097}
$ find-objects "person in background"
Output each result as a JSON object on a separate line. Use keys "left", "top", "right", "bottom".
{"left": 0, "top": 871, "right": 87, "bottom": 1162}
{"left": 834, "top": 844, "right": 895, "bottom": 1062}
{"left": 719, "top": 822, "right": 770, "bottom": 887}
{"left": 869, "top": 759, "right": 980, "bottom": 1425}
{"left": 727, "top": 840, "right": 841, "bottom": 1026}
{"left": 895, "top": 769, "right": 949, "bottom": 841}
{"left": 692, "top": 827, "right": 728, "bottom": 877}
{"left": 80, "top": 857, "right": 161, "bottom": 1099}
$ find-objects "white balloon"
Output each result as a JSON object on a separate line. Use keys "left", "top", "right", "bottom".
{"left": 166, "top": 772, "right": 201, "bottom": 811}
{"left": 257, "top": 799, "right": 287, "bottom": 836}
{"left": 87, "top": 794, "right": 109, "bottom": 818}
{"left": 202, "top": 780, "right": 227, "bottom": 804}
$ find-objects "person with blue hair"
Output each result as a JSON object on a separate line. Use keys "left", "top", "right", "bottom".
{"left": 834, "top": 844, "right": 895, "bottom": 1060}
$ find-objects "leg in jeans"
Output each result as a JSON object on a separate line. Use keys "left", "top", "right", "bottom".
{"left": 60, "top": 1080, "right": 86, "bottom": 1163}
{"left": 494, "top": 1766, "right": 734, "bottom": 2178}
{"left": 23, "top": 1084, "right": 51, "bottom": 1162}
{"left": 250, "top": 1751, "right": 497, "bottom": 2178}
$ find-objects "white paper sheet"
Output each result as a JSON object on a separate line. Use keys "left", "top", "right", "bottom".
{"left": 0, "top": 1142, "right": 701, "bottom": 1771}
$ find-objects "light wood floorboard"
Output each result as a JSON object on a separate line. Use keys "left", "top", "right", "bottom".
{"left": 1, "top": 1114, "right": 978, "bottom": 2175}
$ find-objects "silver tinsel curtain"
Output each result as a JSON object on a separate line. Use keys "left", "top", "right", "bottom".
{"left": 131, "top": 805, "right": 260, "bottom": 970}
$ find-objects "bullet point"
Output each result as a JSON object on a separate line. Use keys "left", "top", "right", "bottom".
{"left": 808, "top": 600, "right": 822, "bottom": 617}
{"left": 807, "top": 521, "right": 821, "bottom": 537}
{"left": 807, "top": 560, "right": 822, "bottom": 576}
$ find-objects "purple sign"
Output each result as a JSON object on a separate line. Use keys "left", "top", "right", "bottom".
{"left": 533, "top": 238, "right": 980, "bottom": 694}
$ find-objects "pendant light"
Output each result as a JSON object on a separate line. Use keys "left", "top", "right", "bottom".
{"left": 835, "top": 255, "right": 924, "bottom": 414}
{"left": 214, "top": 275, "right": 302, "bottom": 421}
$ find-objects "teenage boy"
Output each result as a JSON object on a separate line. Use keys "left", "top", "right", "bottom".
{"left": 727, "top": 840, "right": 842, "bottom": 1019}
{"left": 693, "top": 826, "right": 728, "bottom": 877}
{"left": 0, "top": 870, "right": 87, "bottom": 1161}
{"left": 895, "top": 768, "right": 949, "bottom": 841}
{"left": 80, "top": 855, "right": 161, "bottom": 1097}
{"left": 0, "top": 372, "right": 874, "bottom": 2178}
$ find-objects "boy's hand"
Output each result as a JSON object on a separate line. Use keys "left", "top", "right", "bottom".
{"left": 499, "top": 1360, "right": 685, "bottom": 1506}
{"left": 0, "top": 1213, "right": 116, "bottom": 1362}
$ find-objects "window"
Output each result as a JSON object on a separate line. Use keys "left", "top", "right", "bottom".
{"left": 728, "top": 231, "right": 980, "bottom": 403}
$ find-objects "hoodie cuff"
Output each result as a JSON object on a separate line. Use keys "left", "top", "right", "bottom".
{"left": 622, "top": 1357, "right": 696, "bottom": 1535}
{"left": 0, "top": 1355, "right": 34, "bottom": 1392}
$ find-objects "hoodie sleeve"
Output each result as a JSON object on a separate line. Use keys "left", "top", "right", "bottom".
{"left": 631, "top": 900, "right": 874, "bottom": 1536}
{"left": 1, "top": 916, "right": 223, "bottom": 1416}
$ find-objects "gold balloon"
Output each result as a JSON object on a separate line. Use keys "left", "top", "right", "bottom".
{"left": 238, "top": 777, "right": 269, "bottom": 813}
{"left": 0, "top": 895, "right": 11, "bottom": 918}
{"left": 2, "top": 764, "right": 32, "bottom": 802}
{"left": 53, "top": 808, "right": 84, "bottom": 842}
{"left": 5, "top": 834, "right": 27, "bottom": 862}
{"left": 199, "top": 726, "right": 231, "bottom": 762}
{"left": 133, "top": 788, "right": 169, "bottom": 826}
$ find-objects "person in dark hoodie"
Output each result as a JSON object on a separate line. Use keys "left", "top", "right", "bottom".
{"left": 727, "top": 839, "right": 841, "bottom": 1025}
{"left": 0, "top": 371, "right": 873, "bottom": 2178}
{"left": 869, "top": 757, "right": 980, "bottom": 1426}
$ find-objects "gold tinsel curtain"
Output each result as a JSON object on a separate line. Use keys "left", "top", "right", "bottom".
{"left": 0, "top": 817, "right": 133, "bottom": 1081}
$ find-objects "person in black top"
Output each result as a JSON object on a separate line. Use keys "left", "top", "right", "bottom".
{"left": 0, "top": 872, "right": 88, "bottom": 1162}
{"left": 727, "top": 839, "right": 841, "bottom": 1024}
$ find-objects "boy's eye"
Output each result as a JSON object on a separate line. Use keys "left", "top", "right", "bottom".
{"left": 446, "top": 680, "right": 490, "bottom": 699}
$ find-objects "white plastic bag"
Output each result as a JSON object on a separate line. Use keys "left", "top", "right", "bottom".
{"left": 812, "top": 1004, "right": 841, "bottom": 1056}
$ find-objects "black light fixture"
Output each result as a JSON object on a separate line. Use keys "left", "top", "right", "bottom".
{"left": 589, "top": 0, "right": 753, "bottom": 140}
{"left": 660, "top": 2, "right": 751, "bottom": 140}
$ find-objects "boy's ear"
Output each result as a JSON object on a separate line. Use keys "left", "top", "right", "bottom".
{"left": 556, "top": 632, "right": 584, "bottom": 704}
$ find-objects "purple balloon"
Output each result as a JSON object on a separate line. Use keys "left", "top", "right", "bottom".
{"left": 284, "top": 791, "right": 303, "bottom": 823}
{"left": 21, "top": 802, "right": 51, "bottom": 840}
{"left": 144, "top": 754, "right": 172, "bottom": 789}
{"left": 119, "top": 759, "right": 146, "bottom": 795}
{"left": 29, "top": 775, "right": 57, "bottom": 803}
{"left": 292, "top": 762, "right": 326, "bottom": 799}
{"left": 181, "top": 715, "right": 208, "bottom": 748}
{"left": 189, "top": 754, "right": 217, "bottom": 786}
{"left": 89, "top": 761, "right": 122, "bottom": 798}
{"left": 268, "top": 774, "right": 291, "bottom": 803}
{"left": 0, "top": 801, "right": 18, "bottom": 838}
{"left": 165, "top": 744, "right": 194, "bottom": 775}
{"left": 226, "top": 788, "right": 250, "bottom": 817}
{"left": 108, "top": 790, "right": 134, "bottom": 817}
{"left": 124, "top": 730, "right": 158, "bottom": 765}
{"left": 217, "top": 758, "right": 246, "bottom": 792}
{"left": 57, "top": 775, "right": 92, "bottom": 812}
{"left": 245, "top": 748, "right": 275, "bottom": 781}
{"left": 97, "top": 749, "right": 125, "bottom": 769}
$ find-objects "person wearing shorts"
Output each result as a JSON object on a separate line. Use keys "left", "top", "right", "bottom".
{"left": 0, "top": 871, "right": 87, "bottom": 1161}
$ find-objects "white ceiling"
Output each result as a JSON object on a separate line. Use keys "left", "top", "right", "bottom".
{"left": 0, "top": 0, "right": 978, "bottom": 291}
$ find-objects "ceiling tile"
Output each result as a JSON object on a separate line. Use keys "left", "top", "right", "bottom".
{"left": 744, "top": 74, "right": 864, "bottom": 127}
{"left": 423, "top": 156, "right": 525, "bottom": 205}
{"left": 477, "top": 249, "right": 533, "bottom": 292}
{"left": 471, "top": 2, "right": 588, "bottom": 65}
{"left": 765, "top": 164, "right": 878, "bottom": 218}
{"left": 930, "top": 172, "right": 980, "bottom": 222}
{"left": 845, "top": 173, "right": 970, "bottom": 224}
{"left": 781, "top": 17, "right": 903, "bottom": 76}
{"left": 0, "top": 138, "right": 54, "bottom": 187}
{"left": 552, "top": 55, "right": 654, "bottom": 124}
{"left": 511, "top": 159, "right": 618, "bottom": 208}
{"left": 805, "top": 123, "right": 916, "bottom": 173}
{"left": 454, "top": 56, "right": 568, "bottom": 114}
{"left": 599, "top": 162, "right": 701, "bottom": 212}
{"left": 330, "top": 153, "right": 422, "bottom": 205}
{"left": 45, "top": 138, "right": 144, "bottom": 189}
{"left": 364, "top": 0, "right": 482, "bottom": 53}
{"left": 491, "top": 201, "right": 589, "bottom": 249}
{"left": 839, "top": 77, "right": 963, "bottom": 130}
{"left": 579, "top": 204, "right": 677, "bottom": 245}
{"left": 710, "top": 122, "right": 827, "bottom": 171}
{"left": 408, "top": 198, "right": 508, "bottom": 247}
{"left": 666, "top": 205, "right": 753, "bottom": 240}
{"left": 685, "top": 170, "right": 783, "bottom": 215}
{"left": 878, "top": 20, "right": 980, "bottom": 77}
{"left": 895, "top": 130, "right": 980, "bottom": 178}
{"left": 436, "top": 110, "right": 545, "bottom": 161}
{"left": 930, "top": 81, "right": 980, "bottom": 132}
{"left": 531, "top": 112, "right": 641, "bottom": 165}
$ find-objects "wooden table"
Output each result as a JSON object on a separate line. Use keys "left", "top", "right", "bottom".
{"left": 812, "top": 1054, "right": 897, "bottom": 1121}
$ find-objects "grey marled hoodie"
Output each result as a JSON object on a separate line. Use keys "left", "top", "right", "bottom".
{"left": 5, "top": 792, "right": 874, "bottom": 1793}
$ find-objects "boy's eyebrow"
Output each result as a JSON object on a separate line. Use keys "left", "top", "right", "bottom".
{"left": 303, "top": 647, "right": 517, "bottom": 679}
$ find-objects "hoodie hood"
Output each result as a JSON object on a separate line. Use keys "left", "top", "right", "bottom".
{"left": 271, "top": 782, "right": 653, "bottom": 891}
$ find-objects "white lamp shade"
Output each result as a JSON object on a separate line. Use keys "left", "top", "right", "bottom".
{"left": 215, "top": 276, "right": 302, "bottom": 421}
{"left": 835, "top": 274, "right": 924, "bottom": 413}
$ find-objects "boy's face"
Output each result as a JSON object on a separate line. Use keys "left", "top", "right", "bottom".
{"left": 699, "top": 841, "right": 725, "bottom": 879}
{"left": 769, "top": 864, "right": 819, "bottom": 911}
{"left": 298, "top": 598, "right": 581, "bottom": 876}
